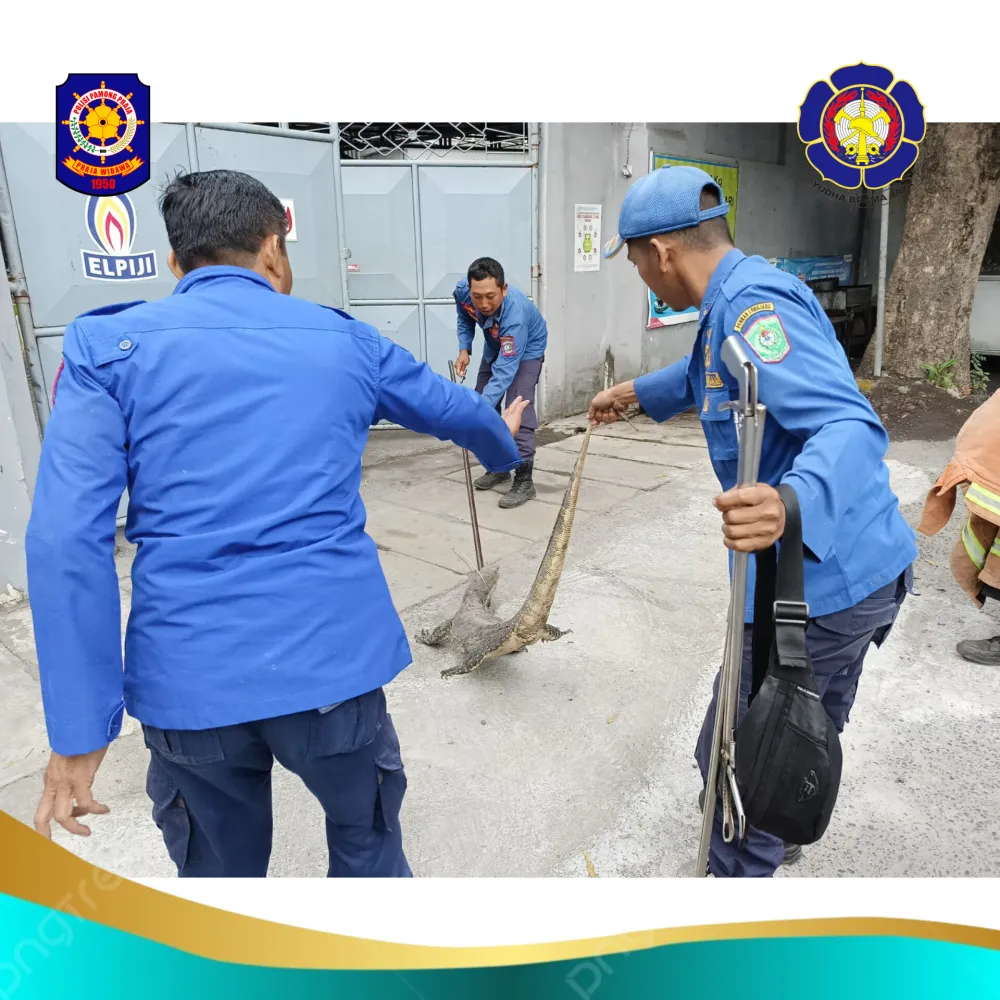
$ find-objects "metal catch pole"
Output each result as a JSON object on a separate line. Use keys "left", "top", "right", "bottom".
{"left": 448, "top": 360, "right": 484, "bottom": 571}
{"left": 695, "top": 336, "right": 767, "bottom": 877}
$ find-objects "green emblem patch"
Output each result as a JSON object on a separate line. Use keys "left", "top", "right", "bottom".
{"left": 743, "top": 315, "right": 790, "bottom": 364}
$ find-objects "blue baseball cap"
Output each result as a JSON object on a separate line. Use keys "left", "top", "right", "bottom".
{"left": 602, "top": 165, "right": 730, "bottom": 260}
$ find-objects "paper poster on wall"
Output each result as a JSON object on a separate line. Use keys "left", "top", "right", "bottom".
{"left": 280, "top": 199, "right": 297, "bottom": 242}
{"left": 646, "top": 153, "right": 739, "bottom": 328}
{"left": 648, "top": 290, "right": 696, "bottom": 329}
{"left": 768, "top": 255, "right": 854, "bottom": 284}
{"left": 574, "top": 204, "right": 601, "bottom": 272}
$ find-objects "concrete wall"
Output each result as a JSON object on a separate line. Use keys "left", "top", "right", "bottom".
{"left": 538, "top": 122, "right": 873, "bottom": 418}
{"left": 538, "top": 123, "right": 652, "bottom": 419}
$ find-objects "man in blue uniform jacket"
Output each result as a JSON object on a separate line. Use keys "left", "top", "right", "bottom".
{"left": 591, "top": 165, "right": 917, "bottom": 877}
{"left": 453, "top": 257, "right": 548, "bottom": 508}
{"left": 26, "top": 169, "right": 529, "bottom": 878}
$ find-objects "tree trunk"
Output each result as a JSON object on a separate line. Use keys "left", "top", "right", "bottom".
{"left": 862, "top": 123, "right": 1000, "bottom": 395}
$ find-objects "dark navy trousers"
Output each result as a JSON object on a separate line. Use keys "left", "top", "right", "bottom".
{"left": 142, "top": 687, "right": 411, "bottom": 878}
{"left": 695, "top": 566, "right": 913, "bottom": 877}
{"left": 475, "top": 354, "right": 544, "bottom": 462}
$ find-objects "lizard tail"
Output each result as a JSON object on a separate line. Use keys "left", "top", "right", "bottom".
{"left": 514, "top": 424, "right": 593, "bottom": 633}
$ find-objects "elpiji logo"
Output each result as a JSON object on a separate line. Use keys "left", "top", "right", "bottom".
{"left": 81, "top": 194, "right": 158, "bottom": 282}
{"left": 798, "top": 62, "right": 926, "bottom": 190}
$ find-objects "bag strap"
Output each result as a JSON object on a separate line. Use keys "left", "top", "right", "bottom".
{"left": 772, "top": 484, "right": 810, "bottom": 671}
{"left": 750, "top": 545, "right": 776, "bottom": 704}
{"left": 749, "top": 484, "right": 810, "bottom": 703}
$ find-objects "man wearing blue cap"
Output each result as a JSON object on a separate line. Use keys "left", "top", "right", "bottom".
{"left": 591, "top": 165, "right": 917, "bottom": 877}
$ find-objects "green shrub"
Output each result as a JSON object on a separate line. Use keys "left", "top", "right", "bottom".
{"left": 971, "top": 353, "right": 989, "bottom": 394}
{"left": 921, "top": 359, "right": 956, "bottom": 390}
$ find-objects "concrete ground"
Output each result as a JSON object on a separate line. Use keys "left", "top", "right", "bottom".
{"left": 2, "top": 412, "right": 999, "bottom": 878}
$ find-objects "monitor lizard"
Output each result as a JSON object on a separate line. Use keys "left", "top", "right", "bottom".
{"left": 415, "top": 424, "right": 593, "bottom": 677}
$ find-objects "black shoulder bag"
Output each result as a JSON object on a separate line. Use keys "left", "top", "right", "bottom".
{"left": 734, "top": 484, "right": 842, "bottom": 846}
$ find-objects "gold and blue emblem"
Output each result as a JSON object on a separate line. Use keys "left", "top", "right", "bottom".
{"left": 56, "top": 74, "right": 150, "bottom": 196}
{"left": 798, "top": 62, "right": 925, "bottom": 189}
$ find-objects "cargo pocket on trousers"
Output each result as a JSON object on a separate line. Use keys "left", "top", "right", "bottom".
{"left": 146, "top": 763, "right": 192, "bottom": 871}
{"left": 373, "top": 713, "right": 407, "bottom": 835}
{"left": 814, "top": 584, "right": 902, "bottom": 647}
{"left": 307, "top": 690, "right": 383, "bottom": 760}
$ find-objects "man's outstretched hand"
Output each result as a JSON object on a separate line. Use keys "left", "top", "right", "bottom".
{"left": 455, "top": 350, "right": 471, "bottom": 379}
{"left": 589, "top": 381, "right": 637, "bottom": 425}
{"left": 714, "top": 484, "right": 786, "bottom": 552}
{"left": 502, "top": 396, "right": 530, "bottom": 439}
{"left": 35, "top": 746, "right": 110, "bottom": 839}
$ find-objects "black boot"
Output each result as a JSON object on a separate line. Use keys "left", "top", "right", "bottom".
{"left": 473, "top": 470, "right": 512, "bottom": 491}
{"left": 498, "top": 460, "right": 536, "bottom": 508}
{"left": 698, "top": 787, "right": 801, "bottom": 867}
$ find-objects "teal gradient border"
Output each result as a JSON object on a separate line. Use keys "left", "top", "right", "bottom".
{"left": 1, "top": 893, "right": 999, "bottom": 999}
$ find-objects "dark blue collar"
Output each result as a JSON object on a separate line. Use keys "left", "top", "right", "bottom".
{"left": 698, "top": 248, "right": 745, "bottom": 328}
{"left": 173, "top": 265, "right": 276, "bottom": 295}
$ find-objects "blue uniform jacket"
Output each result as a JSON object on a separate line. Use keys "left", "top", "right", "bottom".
{"left": 634, "top": 249, "right": 917, "bottom": 622}
{"left": 454, "top": 280, "right": 547, "bottom": 409}
{"left": 26, "top": 266, "right": 523, "bottom": 757}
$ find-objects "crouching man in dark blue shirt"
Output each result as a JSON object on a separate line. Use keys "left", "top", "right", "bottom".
{"left": 26, "top": 169, "right": 528, "bottom": 878}
{"left": 453, "top": 257, "right": 548, "bottom": 509}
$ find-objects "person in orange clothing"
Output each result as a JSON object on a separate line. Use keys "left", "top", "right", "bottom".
{"left": 917, "top": 388, "right": 1000, "bottom": 665}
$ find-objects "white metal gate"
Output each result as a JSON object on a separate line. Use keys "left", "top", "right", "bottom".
{"left": 342, "top": 158, "right": 537, "bottom": 398}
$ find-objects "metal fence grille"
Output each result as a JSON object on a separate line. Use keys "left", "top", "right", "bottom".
{"left": 249, "top": 122, "right": 530, "bottom": 160}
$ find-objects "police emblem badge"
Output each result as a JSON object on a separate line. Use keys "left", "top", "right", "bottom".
{"left": 56, "top": 75, "right": 150, "bottom": 195}
{"left": 798, "top": 62, "right": 925, "bottom": 190}
{"left": 500, "top": 336, "right": 516, "bottom": 358}
{"left": 743, "top": 315, "right": 791, "bottom": 364}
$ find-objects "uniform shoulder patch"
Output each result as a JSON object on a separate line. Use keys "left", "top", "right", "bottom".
{"left": 499, "top": 335, "right": 516, "bottom": 358}
{"left": 705, "top": 371, "right": 724, "bottom": 389}
{"left": 743, "top": 314, "right": 790, "bottom": 364}
{"left": 733, "top": 302, "right": 775, "bottom": 333}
